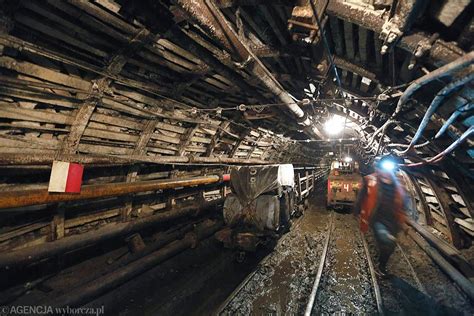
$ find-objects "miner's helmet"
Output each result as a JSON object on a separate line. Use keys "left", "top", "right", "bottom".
{"left": 374, "top": 155, "right": 398, "bottom": 173}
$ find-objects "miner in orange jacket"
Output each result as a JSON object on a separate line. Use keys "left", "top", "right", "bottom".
{"left": 353, "top": 157, "right": 409, "bottom": 276}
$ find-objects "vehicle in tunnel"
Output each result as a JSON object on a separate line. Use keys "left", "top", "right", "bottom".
{"left": 215, "top": 164, "right": 296, "bottom": 254}
{"left": 0, "top": 0, "right": 472, "bottom": 314}
{"left": 327, "top": 158, "right": 362, "bottom": 209}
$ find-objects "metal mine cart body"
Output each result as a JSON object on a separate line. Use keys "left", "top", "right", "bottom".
{"left": 215, "top": 164, "right": 295, "bottom": 252}
{"left": 327, "top": 160, "right": 362, "bottom": 209}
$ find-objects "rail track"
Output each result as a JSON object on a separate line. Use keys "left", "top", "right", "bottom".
{"left": 215, "top": 215, "right": 306, "bottom": 315}
{"left": 395, "top": 243, "right": 427, "bottom": 295}
{"left": 304, "top": 212, "right": 383, "bottom": 315}
{"left": 216, "top": 208, "right": 467, "bottom": 315}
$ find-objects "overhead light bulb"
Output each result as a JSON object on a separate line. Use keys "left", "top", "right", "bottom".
{"left": 324, "top": 115, "right": 345, "bottom": 135}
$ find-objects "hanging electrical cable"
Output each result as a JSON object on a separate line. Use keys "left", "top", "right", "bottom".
{"left": 434, "top": 102, "right": 473, "bottom": 139}
{"left": 394, "top": 51, "right": 474, "bottom": 116}
{"left": 388, "top": 140, "right": 430, "bottom": 149}
{"left": 401, "top": 126, "right": 474, "bottom": 167}
{"left": 397, "top": 72, "right": 474, "bottom": 154}
{"left": 363, "top": 120, "right": 397, "bottom": 150}
{"left": 363, "top": 51, "right": 474, "bottom": 160}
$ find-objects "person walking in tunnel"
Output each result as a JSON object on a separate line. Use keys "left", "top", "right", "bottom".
{"left": 354, "top": 156, "right": 409, "bottom": 276}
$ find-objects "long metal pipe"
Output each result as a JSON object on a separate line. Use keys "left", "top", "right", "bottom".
{"left": 0, "top": 199, "right": 223, "bottom": 267}
{"left": 0, "top": 175, "right": 227, "bottom": 209}
{"left": 176, "top": 0, "right": 323, "bottom": 138}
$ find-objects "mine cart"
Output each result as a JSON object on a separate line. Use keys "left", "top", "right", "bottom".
{"left": 215, "top": 164, "right": 295, "bottom": 254}
{"left": 327, "top": 160, "right": 362, "bottom": 209}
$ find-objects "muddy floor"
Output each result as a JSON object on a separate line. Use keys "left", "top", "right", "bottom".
{"left": 313, "top": 212, "right": 377, "bottom": 314}
{"left": 221, "top": 193, "right": 331, "bottom": 315}
{"left": 366, "top": 231, "right": 474, "bottom": 315}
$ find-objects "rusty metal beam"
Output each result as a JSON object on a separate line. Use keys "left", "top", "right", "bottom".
{"left": 0, "top": 175, "right": 225, "bottom": 210}
{"left": 426, "top": 177, "right": 463, "bottom": 249}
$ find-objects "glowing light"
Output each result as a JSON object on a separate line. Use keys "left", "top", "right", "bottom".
{"left": 324, "top": 115, "right": 345, "bottom": 135}
{"left": 381, "top": 159, "right": 396, "bottom": 171}
{"left": 344, "top": 156, "right": 353, "bottom": 163}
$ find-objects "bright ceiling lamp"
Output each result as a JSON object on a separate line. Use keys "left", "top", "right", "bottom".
{"left": 324, "top": 115, "right": 345, "bottom": 135}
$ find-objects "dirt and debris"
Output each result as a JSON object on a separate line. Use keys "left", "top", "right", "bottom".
{"left": 314, "top": 212, "right": 377, "bottom": 314}
{"left": 366, "top": 230, "right": 473, "bottom": 315}
{"left": 220, "top": 193, "right": 474, "bottom": 315}
{"left": 222, "top": 193, "right": 330, "bottom": 314}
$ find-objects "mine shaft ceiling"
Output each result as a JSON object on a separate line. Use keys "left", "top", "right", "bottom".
{"left": 0, "top": 0, "right": 472, "bottom": 173}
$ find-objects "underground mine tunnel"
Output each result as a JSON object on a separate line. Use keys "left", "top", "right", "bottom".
{"left": 0, "top": 0, "right": 473, "bottom": 315}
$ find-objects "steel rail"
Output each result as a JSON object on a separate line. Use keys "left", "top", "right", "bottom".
{"left": 304, "top": 212, "right": 334, "bottom": 316}
{"left": 396, "top": 243, "right": 427, "bottom": 294}
{"left": 360, "top": 232, "right": 384, "bottom": 315}
{"left": 215, "top": 216, "right": 305, "bottom": 315}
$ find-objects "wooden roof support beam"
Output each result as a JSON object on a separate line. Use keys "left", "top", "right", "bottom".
{"left": 56, "top": 29, "right": 156, "bottom": 157}
{"left": 168, "top": 27, "right": 265, "bottom": 104}
{"left": 0, "top": 35, "right": 176, "bottom": 104}
{"left": 0, "top": 153, "right": 284, "bottom": 166}
{"left": 178, "top": 124, "right": 201, "bottom": 156}
{"left": 333, "top": 56, "right": 378, "bottom": 81}
{"left": 326, "top": 1, "right": 465, "bottom": 66}
{"left": 206, "top": 121, "right": 231, "bottom": 157}
{"left": 121, "top": 118, "right": 159, "bottom": 221}
{"left": 215, "top": 0, "right": 289, "bottom": 8}
{"left": 176, "top": 0, "right": 323, "bottom": 139}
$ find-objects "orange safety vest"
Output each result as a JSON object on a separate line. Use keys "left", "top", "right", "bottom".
{"left": 360, "top": 173, "right": 406, "bottom": 233}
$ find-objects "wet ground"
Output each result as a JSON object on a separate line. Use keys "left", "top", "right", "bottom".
{"left": 314, "top": 212, "right": 377, "bottom": 314}
{"left": 366, "top": 231, "right": 474, "bottom": 315}
{"left": 367, "top": 230, "right": 474, "bottom": 315}
{"left": 221, "top": 193, "right": 330, "bottom": 314}
{"left": 219, "top": 193, "right": 474, "bottom": 315}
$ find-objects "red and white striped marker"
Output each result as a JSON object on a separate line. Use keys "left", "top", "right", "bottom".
{"left": 48, "top": 161, "right": 84, "bottom": 193}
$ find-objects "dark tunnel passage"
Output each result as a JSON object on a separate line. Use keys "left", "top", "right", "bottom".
{"left": 0, "top": 1, "right": 473, "bottom": 315}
